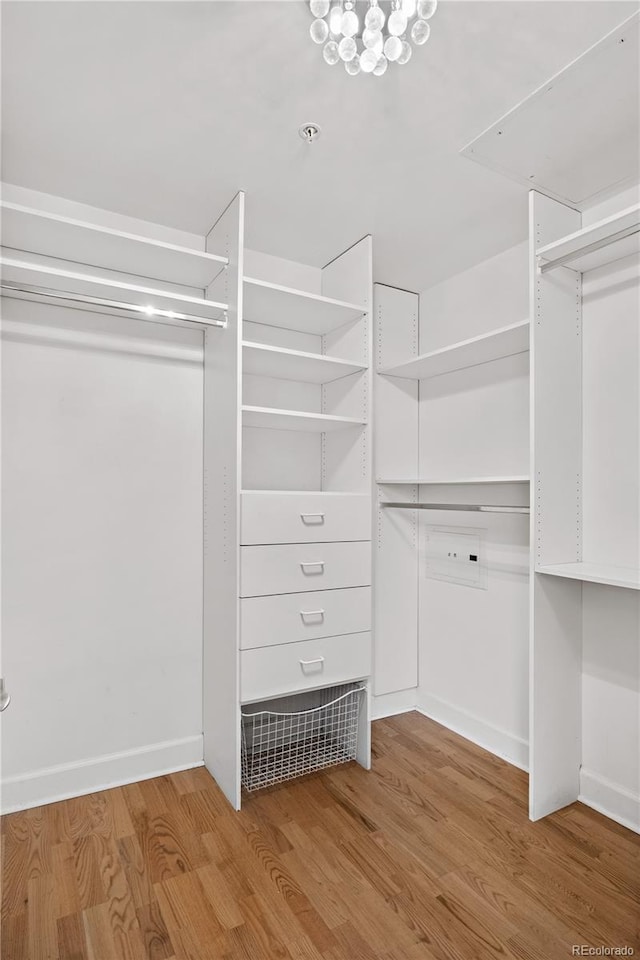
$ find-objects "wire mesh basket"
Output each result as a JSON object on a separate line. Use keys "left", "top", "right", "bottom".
{"left": 241, "top": 683, "right": 365, "bottom": 792}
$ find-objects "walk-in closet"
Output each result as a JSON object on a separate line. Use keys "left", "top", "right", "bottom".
{"left": 1, "top": 3, "right": 638, "bottom": 959}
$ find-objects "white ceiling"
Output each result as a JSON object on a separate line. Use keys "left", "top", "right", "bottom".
{"left": 1, "top": 0, "right": 638, "bottom": 291}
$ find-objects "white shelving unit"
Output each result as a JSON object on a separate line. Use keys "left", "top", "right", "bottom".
{"left": 204, "top": 214, "right": 374, "bottom": 810}
{"left": 537, "top": 203, "right": 640, "bottom": 274}
{"left": 379, "top": 319, "right": 529, "bottom": 380}
{"left": 242, "top": 405, "right": 366, "bottom": 433}
{"left": 243, "top": 276, "right": 367, "bottom": 334}
{"left": 242, "top": 341, "right": 365, "bottom": 383}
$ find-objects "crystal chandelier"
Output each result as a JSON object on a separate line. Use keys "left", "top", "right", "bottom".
{"left": 309, "top": 0, "right": 437, "bottom": 76}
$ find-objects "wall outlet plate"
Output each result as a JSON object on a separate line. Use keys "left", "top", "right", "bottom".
{"left": 423, "top": 524, "right": 487, "bottom": 590}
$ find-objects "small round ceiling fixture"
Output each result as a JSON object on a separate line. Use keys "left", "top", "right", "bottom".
{"left": 299, "top": 123, "right": 321, "bottom": 143}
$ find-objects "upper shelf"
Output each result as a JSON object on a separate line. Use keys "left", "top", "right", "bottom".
{"left": 537, "top": 204, "right": 640, "bottom": 274}
{"left": 536, "top": 561, "right": 640, "bottom": 591}
{"left": 0, "top": 256, "right": 227, "bottom": 325}
{"left": 242, "top": 341, "right": 365, "bottom": 384}
{"left": 0, "top": 201, "right": 228, "bottom": 290}
{"left": 378, "top": 476, "right": 530, "bottom": 485}
{"left": 243, "top": 277, "right": 367, "bottom": 335}
{"left": 242, "top": 405, "right": 366, "bottom": 433}
{"left": 379, "top": 320, "right": 529, "bottom": 380}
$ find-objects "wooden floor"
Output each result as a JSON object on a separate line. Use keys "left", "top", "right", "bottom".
{"left": 2, "top": 713, "right": 639, "bottom": 960}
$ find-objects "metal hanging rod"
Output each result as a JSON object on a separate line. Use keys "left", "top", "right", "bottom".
{"left": 381, "top": 502, "right": 530, "bottom": 515}
{"left": 537, "top": 223, "right": 640, "bottom": 274}
{"left": 0, "top": 281, "right": 228, "bottom": 329}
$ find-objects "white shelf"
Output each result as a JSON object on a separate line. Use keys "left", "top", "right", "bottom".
{"left": 0, "top": 201, "right": 228, "bottom": 289}
{"left": 536, "top": 561, "right": 640, "bottom": 591}
{"left": 242, "top": 341, "right": 365, "bottom": 384}
{"left": 379, "top": 320, "right": 529, "bottom": 380}
{"left": 242, "top": 405, "right": 366, "bottom": 433}
{"left": 537, "top": 204, "right": 640, "bottom": 274}
{"left": 378, "top": 476, "right": 530, "bottom": 485}
{"left": 243, "top": 277, "right": 367, "bottom": 335}
{"left": 0, "top": 257, "right": 227, "bottom": 324}
{"left": 241, "top": 489, "right": 367, "bottom": 495}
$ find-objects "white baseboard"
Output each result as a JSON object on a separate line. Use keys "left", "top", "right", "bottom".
{"left": 1, "top": 735, "right": 204, "bottom": 814}
{"left": 417, "top": 692, "right": 529, "bottom": 771}
{"left": 371, "top": 688, "right": 418, "bottom": 720}
{"left": 579, "top": 768, "right": 640, "bottom": 835}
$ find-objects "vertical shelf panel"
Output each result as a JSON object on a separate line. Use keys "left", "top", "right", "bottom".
{"left": 529, "top": 190, "right": 584, "bottom": 821}
{"left": 373, "top": 284, "right": 420, "bottom": 699}
{"left": 203, "top": 193, "right": 244, "bottom": 810}
{"left": 321, "top": 236, "right": 373, "bottom": 768}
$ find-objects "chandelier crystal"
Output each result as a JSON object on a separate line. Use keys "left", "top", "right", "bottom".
{"left": 309, "top": 0, "right": 437, "bottom": 75}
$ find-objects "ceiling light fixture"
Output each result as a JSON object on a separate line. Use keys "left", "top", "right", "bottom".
{"left": 309, "top": 0, "right": 437, "bottom": 76}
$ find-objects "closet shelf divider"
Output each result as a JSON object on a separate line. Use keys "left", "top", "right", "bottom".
{"left": 242, "top": 405, "right": 367, "bottom": 433}
{"left": 536, "top": 561, "right": 640, "bottom": 590}
{"left": 378, "top": 319, "right": 529, "bottom": 380}
{"left": 242, "top": 341, "right": 366, "bottom": 383}
{"left": 243, "top": 276, "right": 367, "bottom": 335}
{"left": 377, "top": 476, "right": 530, "bottom": 485}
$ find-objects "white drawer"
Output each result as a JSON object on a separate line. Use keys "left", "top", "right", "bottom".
{"left": 240, "top": 632, "right": 371, "bottom": 702}
{"left": 241, "top": 492, "right": 371, "bottom": 545}
{"left": 240, "top": 586, "right": 371, "bottom": 650}
{"left": 240, "top": 541, "right": 371, "bottom": 598}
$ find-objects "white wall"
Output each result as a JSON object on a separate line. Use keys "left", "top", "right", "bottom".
{"left": 581, "top": 585, "right": 640, "bottom": 830}
{"left": 416, "top": 242, "right": 531, "bottom": 768}
{"left": 1, "top": 298, "right": 205, "bottom": 812}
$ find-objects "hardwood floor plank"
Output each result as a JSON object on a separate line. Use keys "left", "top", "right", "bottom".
{"left": 195, "top": 861, "right": 244, "bottom": 930}
{"left": 72, "top": 835, "right": 108, "bottom": 911}
{"left": 82, "top": 901, "right": 146, "bottom": 960}
{"left": 27, "top": 874, "right": 59, "bottom": 960}
{"left": 154, "top": 871, "right": 226, "bottom": 955}
{"left": 0, "top": 910, "right": 28, "bottom": 960}
{"left": 52, "top": 841, "right": 82, "bottom": 919}
{"left": 134, "top": 815, "right": 194, "bottom": 885}
{"left": 57, "top": 912, "right": 89, "bottom": 960}
{"left": 136, "top": 899, "right": 174, "bottom": 960}
{"left": 118, "top": 835, "right": 155, "bottom": 910}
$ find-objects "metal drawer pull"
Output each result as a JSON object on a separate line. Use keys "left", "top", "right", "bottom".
{"left": 300, "top": 512, "right": 325, "bottom": 524}
{"left": 0, "top": 679, "right": 11, "bottom": 713}
{"left": 299, "top": 657, "right": 325, "bottom": 671}
{"left": 301, "top": 609, "right": 325, "bottom": 622}
{"left": 300, "top": 561, "right": 325, "bottom": 573}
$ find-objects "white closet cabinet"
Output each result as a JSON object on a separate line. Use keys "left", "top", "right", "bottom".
{"left": 204, "top": 215, "right": 373, "bottom": 809}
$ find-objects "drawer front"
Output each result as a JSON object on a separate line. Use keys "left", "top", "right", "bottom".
{"left": 241, "top": 632, "right": 371, "bottom": 703}
{"left": 240, "top": 586, "right": 371, "bottom": 650}
{"left": 241, "top": 492, "right": 371, "bottom": 545}
{"left": 240, "top": 541, "right": 371, "bottom": 598}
